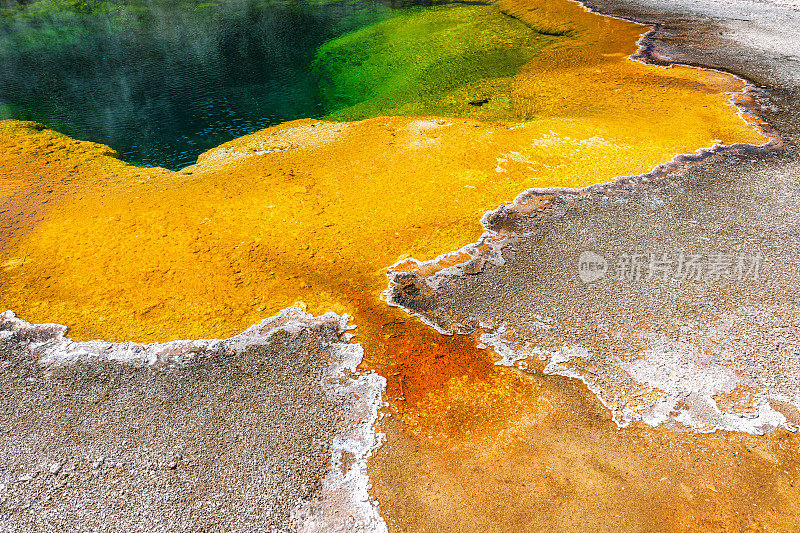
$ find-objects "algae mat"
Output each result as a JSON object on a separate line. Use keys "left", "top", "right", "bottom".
{"left": 0, "top": 0, "right": 765, "bottom": 345}
{"left": 0, "top": 0, "right": 779, "bottom": 530}
{"left": 313, "top": 3, "right": 561, "bottom": 121}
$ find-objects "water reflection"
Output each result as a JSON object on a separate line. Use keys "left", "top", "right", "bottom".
{"left": 0, "top": 0, "right": 401, "bottom": 169}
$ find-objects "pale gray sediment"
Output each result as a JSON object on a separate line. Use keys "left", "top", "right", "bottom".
{"left": 388, "top": 0, "right": 800, "bottom": 434}
{"left": 0, "top": 308, "right": 386, "bottom": 532}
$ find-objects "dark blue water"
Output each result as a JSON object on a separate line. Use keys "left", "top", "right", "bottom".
{"left": 0, "top": 0, "right": 407, "bottom": 169}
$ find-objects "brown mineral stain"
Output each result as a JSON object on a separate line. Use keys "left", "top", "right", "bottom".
{"left": 356, "top": 305, "right": 495, "bottom": 409}
{"left": 370, "top": 366, "right": 800, "bottom": 532}
{"left": 0, "top": 0, "right": 784, "bottom": 530}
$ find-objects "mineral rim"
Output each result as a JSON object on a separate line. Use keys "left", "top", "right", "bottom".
{"left": 0, "top": 308, "right": 386, "bottom": 532}
{"left": 379, "top": 0, "right": 800, "bottom": 530}
{"left": 2, "top": 0, "right": 800, "bottom": 531}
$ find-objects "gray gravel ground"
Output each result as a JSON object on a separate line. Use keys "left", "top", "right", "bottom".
{"left": 388, "top": 0, "right": 800, "bottom": 433}
{"left": 0, "top": 309, "right": 385, "bottom": 533}
{"left": 584, "top": 0, "right": 800, "bottom": 87}
{"left": 2, "top": 0, "right": 799, "bottom": 530}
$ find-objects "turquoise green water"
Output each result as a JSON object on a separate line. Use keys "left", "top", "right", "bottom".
{"left": 0, "top": 0, "right": 563, "bottom": 169}
{"left": 0, "top": 0, "right": 398, "bottom": 168}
